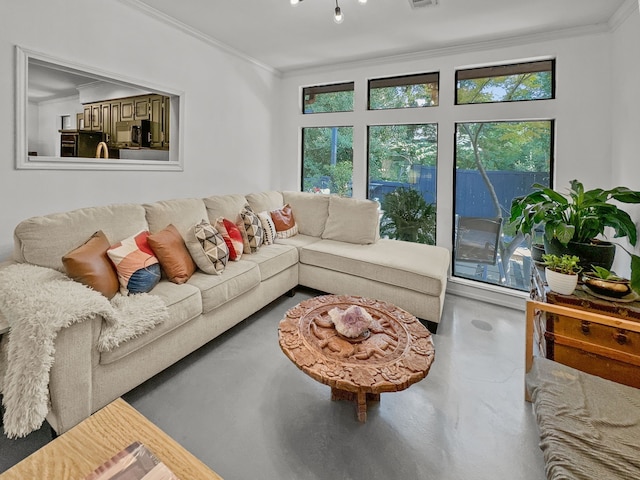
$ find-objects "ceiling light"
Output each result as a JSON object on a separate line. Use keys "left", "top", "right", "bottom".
{"left": 334, "top": 2, "right": 343, "bottom": 23}
{"left": 291, "top": 0, "right": 365, "bottom": 24}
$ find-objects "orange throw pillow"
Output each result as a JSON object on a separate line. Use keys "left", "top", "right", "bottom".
{"left": 62, "top": 230, "right": 120, "bottom": 299}
{"left": 147, "top": 224, "right": 196, "bottom": 284}
{"left": 270, "top": 204, "right": 298, "bottom": 239}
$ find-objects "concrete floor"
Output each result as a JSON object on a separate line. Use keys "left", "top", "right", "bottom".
{"left": 0, "top": 288, "right": 546, "bottom": 479}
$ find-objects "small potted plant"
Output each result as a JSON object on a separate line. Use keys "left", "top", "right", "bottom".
{"left": 582, "top": 266, "right": 632, "bottom": 299}
{"left": 542, "top": 253, "right": 581, "bottom": 295}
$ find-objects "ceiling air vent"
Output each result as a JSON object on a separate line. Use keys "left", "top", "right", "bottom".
{"left": 409, "top": 0, "right": 439, "bottom": 8}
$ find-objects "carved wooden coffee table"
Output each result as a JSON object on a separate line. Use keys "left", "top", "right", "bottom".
{"left": 278, "top": 294, "right": 435, "bottom": 422}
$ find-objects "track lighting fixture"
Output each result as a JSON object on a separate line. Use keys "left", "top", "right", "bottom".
{"left": 290, "top": 0, "right": 366, "bottom": 24}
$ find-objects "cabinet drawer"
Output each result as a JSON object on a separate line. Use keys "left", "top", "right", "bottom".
{"left": 554, "top": 344, "right": 640, "bottom": 388}
{"left": 551, "top": 313, "right": 640, "bottom": 356}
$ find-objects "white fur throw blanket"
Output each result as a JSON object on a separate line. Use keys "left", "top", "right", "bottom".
{"left": 0, "top": 263, "right": 168, "bottom": 438}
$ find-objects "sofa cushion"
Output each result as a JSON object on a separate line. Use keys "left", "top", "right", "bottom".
{"left": 107, "top": 231, "right": 162, "bottom": 295}
{"left": 241, "top": 244, "right": 299, "bottom": 281}
{"left": 299, "top": 238, "right": 449, "bottom": 296}
{"left": 99, "top": 281, "right": 203, "bottom": 365}
{"left": 258, "top": 211, "right": 277, "bottom": 245}
{"left": 148, "top": 224, "right": 197, "bottom": 284}
{"left": 246, "top": 191, "right": 284, "bottom": 214}
{"left": 203, "top": 194, "right": 248, "bottom": 223}
{"left": 184, "top": 221, "right": 229, "bottom": 275}
{"left": 322, "top": 196, "right": 380, "bottom": 244}
{"left": 13, "top": 203, "right": 148, "bottom": 272}
{"left": 275, "top": 233, "right": 322, "bottom": 249}
{"left": 144, "top": 198, "right": 208, "bottom": 235}
{"left": 62, "top": 230, "right": 120, "bottom": 299}
{"left": 282, "top": 191, "right": 330, "bottom": 237}
{"left": 187, "top": 261, "right": 260, "bottom": 314}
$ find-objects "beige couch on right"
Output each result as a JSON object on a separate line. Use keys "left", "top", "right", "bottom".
{"left": 261, "top": 191, "right": 450, "bottom": 332}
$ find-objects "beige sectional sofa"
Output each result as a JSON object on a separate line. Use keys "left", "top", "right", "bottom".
{"left": 1, "top": 190, "right": 449, "bottom": 435}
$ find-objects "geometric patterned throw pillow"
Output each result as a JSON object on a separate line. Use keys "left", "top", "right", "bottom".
{"left": 106, "top": 230, "right": 161, "bottom": 295}
{"left": 258, "top": 211, "right": 277, "bottom": 245}
{"left": 240, "top": 205, "right": 264, "bottom": 254}
{"left": 184, "top": 220, "right": 229, "bottom": 275}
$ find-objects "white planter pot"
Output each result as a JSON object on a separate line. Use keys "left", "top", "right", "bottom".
{"left": 545, "top": 268, "right": 578, "bottom": 295}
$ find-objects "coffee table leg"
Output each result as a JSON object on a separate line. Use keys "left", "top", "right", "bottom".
{"left": 331, "top": 388, "right": 378, "bottom": 422}
{"left": 357, "top": 392, "right": 367, "bottom": 422}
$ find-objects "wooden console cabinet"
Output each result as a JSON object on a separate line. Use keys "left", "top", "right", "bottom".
{"left": 529, "top": 267, "right": 640, "bottom": 388}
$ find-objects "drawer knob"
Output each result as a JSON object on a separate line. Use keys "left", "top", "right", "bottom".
{"left": 614, "top": 330, "right": 628, "bottom": 345}
{"left": 581, "top": 321, "right": 591, "bottom": 334}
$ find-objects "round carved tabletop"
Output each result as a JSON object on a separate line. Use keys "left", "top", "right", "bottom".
{"left": 278, "top": 294, "right": 435, "bottom": 422}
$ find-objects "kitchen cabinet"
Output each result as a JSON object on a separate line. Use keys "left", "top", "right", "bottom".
{"left": 83, "top": 105, "right": 101, "bottom": 132}
{"left": 81, "top": 93, "right": 170, "bottom": 149}
{"left": 134, "top": 97, "right": 150, "bottom": 120}
{"left": 109, "top": 102, "right": 120, "bottom": 146}
{"left": 100, "top": 103, "right": 111, "bottom": 142}
{"left": 149, "top": 95, "right": 163, "bottom": 147}
{"left": 120, "top": 99, "right": 134, "bottom": 121}
{"left": 91, "top": 105, "right": 101, "bottom": 130}
{"left": 163, "top": 96, "right": 170, "bottom": 147}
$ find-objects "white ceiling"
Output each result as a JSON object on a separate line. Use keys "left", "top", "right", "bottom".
{"left": 129, "top": 0, "right": 629, "bottom": 73}
{"left": 28, "top": 0, "right": 632, "bottom": 101}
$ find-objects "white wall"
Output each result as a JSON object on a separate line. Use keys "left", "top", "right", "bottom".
{"left": 611, "top": 5, "right": 640, "bottom": 276}
{"left": 0, "top": 0, "right": 280, "bottom": 261}
{"left": 277, "top": 30, "right": 615, "bottom": 253}
{"left": 35, "top": 95, "right": 84, "bottom": 156}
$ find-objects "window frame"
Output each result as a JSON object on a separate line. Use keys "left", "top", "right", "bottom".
{"left": 451, "top": 119, "right": 556, "bottom": 291}
{"left": 302, "top": 82, "right": 355, "bottom": 114}
{"left": 455, "top": 59, "right": 555, "bottom": 106}
{"left": 367, "top": 72, "right": 440, "bottom": 111}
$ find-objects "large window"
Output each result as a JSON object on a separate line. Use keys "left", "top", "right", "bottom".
{"left": 368, "top": 124, "right": 437, "bottom": 245}
{"left": 453, "top": 120, "right": 553, "bottom": 290}
{"left": 297, "top": 58, "right": 557, "bottom": 295}
{"left": 456, "top": 60, "right": 554, "bottom": 104}
{"left": 302, "top": 127, "right": 353, "bottom": 197}
{"left": 303, "top": 82, "right": 354, "bottom": 114}
{"left": 368, "top": 73, "right": 439, "bottom": 110}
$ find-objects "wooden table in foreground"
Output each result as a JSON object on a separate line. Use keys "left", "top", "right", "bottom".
{"left": 279, "top": 294, "right": 435, "bottom": 422}
{"left": 0, "top": 398, "right": 223, "bottom": 480}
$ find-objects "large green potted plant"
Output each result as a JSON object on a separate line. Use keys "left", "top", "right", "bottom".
{"left": 380, "top": 187, "right": 436, "bottom": 244}
{"left": 510, "top": 179, "right": 640, "bottom": 289}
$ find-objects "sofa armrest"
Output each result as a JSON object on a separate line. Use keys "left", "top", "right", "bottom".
{"left": 46, "top": 316, "right": 101, "bottom": 434}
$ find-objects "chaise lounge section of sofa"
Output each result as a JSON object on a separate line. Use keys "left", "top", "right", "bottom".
{"left": 0, "top": 190, "right": 449, "bottom": 436}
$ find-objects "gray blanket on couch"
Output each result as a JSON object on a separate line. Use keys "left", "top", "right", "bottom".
{"left": 526, "top": 357, "right": 640, "bottom": 480}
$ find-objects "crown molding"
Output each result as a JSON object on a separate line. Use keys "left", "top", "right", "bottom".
{"left": 117, "top": 0, "right": 281, "bottom": 77}
{"left": 281, "top": 23, "right": 611, "bottom": 77}
{"left": 609, "top": 0, "right": 639, "bottom": 31}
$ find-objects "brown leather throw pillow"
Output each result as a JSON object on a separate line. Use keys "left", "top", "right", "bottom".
{"left": 270, "top": 204, "right": 296, "bottom": 231}
{"left": 62, "top": 230, "right": 120, "bottom": 299}
{"left": 147, "top": 224, "right": 197, "bottom": 284}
